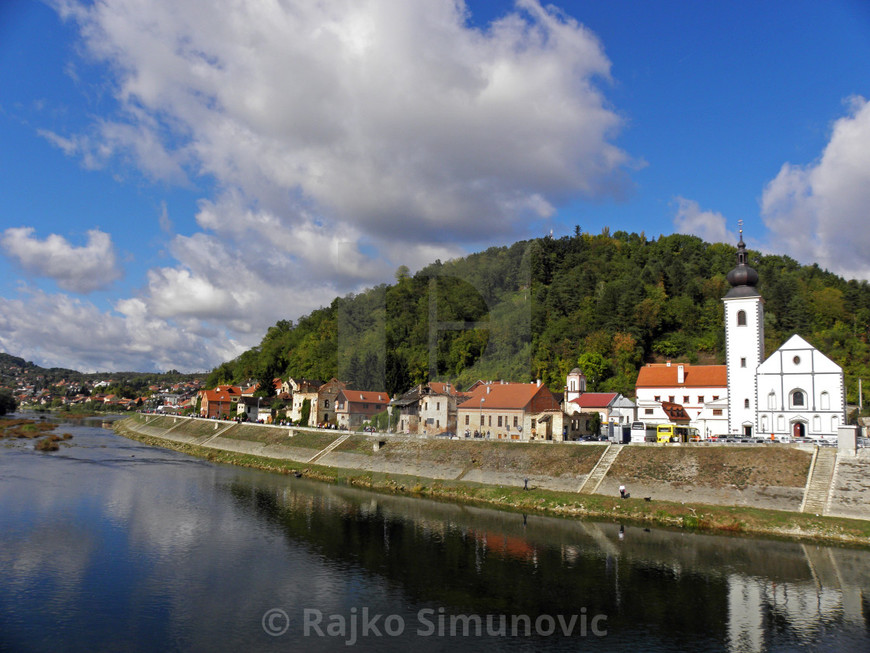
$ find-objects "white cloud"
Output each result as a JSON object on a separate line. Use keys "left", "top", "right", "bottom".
{"left": 761, "top": 96, "right": 870, "bottom": 279}
{"left": 0, "top": 227, "right": 123, "bottom": 293}
{"left": 0, "top": 290, "right": 241, "bottom": 372}
{"left": 54, "top": 0, "right": 630, "bottom": 245}
{"left": 14, "top": 0, "right": 636, "bottom": 371}
{"left": 673, "top": 197, "right": 736, "bottom": 245}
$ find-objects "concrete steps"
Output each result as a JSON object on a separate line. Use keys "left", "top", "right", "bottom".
{"left": 801, "top": 447, "right": 838, "bottom": 515}
{"left": 579, "top": 444, "right": 622, "bottom": 494}
{"left": 307, "top": 433, "right": 351, "bottom": 464}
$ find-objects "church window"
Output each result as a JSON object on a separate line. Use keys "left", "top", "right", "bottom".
{"left": 737, "top": 310, "right": 746, "bottom": 326}
{"left": 812, "top": 416, "right": 821, "bottom": 432}
{"left": 324, "top": 399, "right": 329, "bottom": 408}
{"left": 832, "top": 416, "right": 839, "bottom": 430}
{"left": 820, "top": 392, "right": 830, "bottom": 410}
{"left": 793, "top": 356, "right": 801, "bottom": 365}
{"left": 740, "top": 358, "right": 746, "bottom": 368}
{"left": 777, "top": 415, "right": 785, "bottom": 431}
{"left": 761, "top": 415, "right": 768, "bottom": 431}
{"left": 744, "top": 398, "right": 750, "bottom": 409}
{"left": 791, "top": 390, "right": 805, "bottom": 408}
{"left": 768, "top": 392, "right": 776, "bottom": 409}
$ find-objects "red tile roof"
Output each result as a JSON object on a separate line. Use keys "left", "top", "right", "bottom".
{"left": 458, "top": 383, "right": 557, "bottom": 411}
{"left": 635, "top": 364, "right": 726, "bottom": 388}
{"left": 661, "top": 401, "right": 691, "bottom": 422}
{"left": 570, "top": 393, "right": 618, "bottom": 409}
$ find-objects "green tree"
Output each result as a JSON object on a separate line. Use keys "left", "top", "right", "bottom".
{"left": 0, "top": 391, "right": 17, "bottom": 415}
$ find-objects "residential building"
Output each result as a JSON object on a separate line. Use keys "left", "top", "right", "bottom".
{"left": 335, "top": 390, "right": 389, "bottom": 429}
{"left": 456, "top": 381, "right": 564, "bottom": 441}
{"left": 390, "top": 382, "right": 464, "bottom": 434}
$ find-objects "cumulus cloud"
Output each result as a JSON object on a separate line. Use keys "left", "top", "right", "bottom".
{"left": 673, "top": 197, "right": 737, "bottom": 245}
{"left": 53, "top": 0, "right": 630, "bottom": 244}
{"left": 0, "top": 290, "right": 242, "bottom": 372}
{"left": 12, "top": 0, "right": 636, "bottom": 371}
{"left": 0, "top": 227, "right": 123, "bottom": 293}
{"left": 761, "top": 96, "right": 870, "bottom": 279}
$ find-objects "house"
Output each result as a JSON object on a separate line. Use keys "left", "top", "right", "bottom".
{"left": 566, "top": 392, "right": 637, "bottom": 430}
{"left": 456, "top": 381, "right": 564, "bottom": 441}
{"left": 316, "top": 378, "right": 348, "bottom": 426}
{"left": 288, "top": 378, "right": 322, "bottom": 425}
{"left": 335, "top": 390, "right": 390, "bottom": 429}
{"left": 635, "top": 362, "right": 727, "bottom": 427}
{"left": 199, "top": 385, "right": 242, "bottom": 418}
{"left": 390, "top": 382, "right": 464, "bottom": 434}
{"left": 237, "top": 396, "right": 270, "bottom": 423}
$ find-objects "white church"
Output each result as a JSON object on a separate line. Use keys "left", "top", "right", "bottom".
{"left": 636, "top": 229, "right": 846, "bottom": 441}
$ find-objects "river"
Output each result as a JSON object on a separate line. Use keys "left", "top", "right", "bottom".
{"left": 1, "top": 414, "right": 867, "bottom": 652}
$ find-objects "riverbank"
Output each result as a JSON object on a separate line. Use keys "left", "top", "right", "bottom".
{"left": 114, "top": 415, "right": 870, "bottom": 546}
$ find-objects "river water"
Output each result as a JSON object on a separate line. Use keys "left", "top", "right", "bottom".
{"left": 1, "top": 415, "right": 867, "bottom": 652}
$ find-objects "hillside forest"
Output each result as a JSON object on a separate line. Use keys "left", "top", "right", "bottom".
{"left": 206, "top": 230, "right": 870, "bottom": 406}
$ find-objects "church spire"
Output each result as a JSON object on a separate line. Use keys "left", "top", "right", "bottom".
{"left": 725, "top": 221, "right": 760, "bottom": 298}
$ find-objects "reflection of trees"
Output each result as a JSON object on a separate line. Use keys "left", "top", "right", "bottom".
{"left": 226, "top": 479, "right": 735, "bottom": 643}
{"left": 226, "top": 476, "right": 870, "bottom": 647}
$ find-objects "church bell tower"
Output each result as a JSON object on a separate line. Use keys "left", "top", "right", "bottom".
{"left": 723, "top": 225, "right": 764, "bottom": 436}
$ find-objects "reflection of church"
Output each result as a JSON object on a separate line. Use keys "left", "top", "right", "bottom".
{"left": 723, "top": 230, "right": 846, "bottom": 439}
{"left": 636, "top": 229, "right": 846, "bottom": 440}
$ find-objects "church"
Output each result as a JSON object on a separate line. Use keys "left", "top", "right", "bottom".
{"left": 635, "top": 229, "right": 846, "bottom": 441}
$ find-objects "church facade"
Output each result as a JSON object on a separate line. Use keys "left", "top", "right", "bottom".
{"left": 723, "top": 231, "right": 846, "bottom": 440}
{"left": 632, "top": 230, "right": 846, "bottom": 441}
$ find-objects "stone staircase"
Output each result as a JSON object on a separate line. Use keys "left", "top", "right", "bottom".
{"left": 579, "top": 444, "right": 622, "bottom": 494}
{"left": 307, "top": 433, "right": 351, "bottom": 464}
{"left": 801, "top": 447, "right": 838, "bottom": 515}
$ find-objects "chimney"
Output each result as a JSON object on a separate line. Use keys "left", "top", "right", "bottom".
{"left": 536, "top": 379, "right": 541, "bottom": 388}
{"left": 677, "top": 365, "right": 685, "bottom": 384}
{"left": 666, "top": 360, "right": 671, "bottom": 367}
{"left": 486, "top": 386, "right": 491, "bottom": 394}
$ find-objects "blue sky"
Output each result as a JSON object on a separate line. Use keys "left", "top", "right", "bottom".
{"left": 1, "top": 0, "right": 869, "bottom": 372}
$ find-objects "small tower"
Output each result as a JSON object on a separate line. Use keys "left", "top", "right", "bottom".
{"left": 566, "top": 367, "right": 587, "bottom": 403}
{"left": 723, "top": 224, "right": 764, "bottom": 436}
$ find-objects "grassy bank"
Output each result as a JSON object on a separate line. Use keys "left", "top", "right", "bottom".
{"left": 114, "top": 419, "right": 870, "bottom": 547}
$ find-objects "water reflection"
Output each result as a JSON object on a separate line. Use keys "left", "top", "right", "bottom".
{"left": 0, "top": 416, "right": 867, "bottom": 652}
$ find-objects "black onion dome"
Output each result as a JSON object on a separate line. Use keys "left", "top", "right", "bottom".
{"left": 724, "top": 230, "right": 761, "bottom": 298}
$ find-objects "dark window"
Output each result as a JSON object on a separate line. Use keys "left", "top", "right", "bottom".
{"left": 793, "top": 391, "right": 805, "bottom": 407}
{"left": 737, "top": 310, "right": 746, "bottom": 326}
{"left": 744, "top": 399, "right": 750, "bottom": 408}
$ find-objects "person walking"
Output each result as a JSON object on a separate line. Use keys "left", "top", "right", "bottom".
{"left": 619, "top": 484, "right": 626, "bottom": 499}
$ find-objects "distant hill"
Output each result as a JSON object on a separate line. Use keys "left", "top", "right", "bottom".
{"left": 0, "top": 352, "right": 204, "bottom": 393}
{"left": 207, "top": 230, "right": 870, "bottom": 403}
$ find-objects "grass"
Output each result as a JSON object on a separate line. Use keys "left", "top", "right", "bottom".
{"left": 113, "top": 418, "right": 870, "bottom": 548}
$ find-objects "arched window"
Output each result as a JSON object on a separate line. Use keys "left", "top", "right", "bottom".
{"left": 761, "top": 415, "right": 768, "bottom": 431}
{"left": 324, "top": 399, "right": 329, "bottom": 408}
{"left": 767, "top": 392, "right": 776, "bottom": 410}
{"left": 812, "top": 416, "right": 821, "bottom": 432}
{"left": 744, "top": 398, "right": 750, "bottom": 409}
{"left": 737, "top": 310, "right": 746, "bottom": 326}
{"left": 820, "top": 392, "right": 830, "bottom": 410}
{"left": 791, "top": 390, "right": 805, "bottom": 408}
{"left": 832, "top": 416, "right": 839, "bottom": 430}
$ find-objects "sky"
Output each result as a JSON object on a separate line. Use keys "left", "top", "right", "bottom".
{"left": 1, "top": 0, "right": 869, "bottom": 373}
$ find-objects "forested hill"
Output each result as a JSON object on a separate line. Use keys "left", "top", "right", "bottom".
{"left": 207, "top": 230, "right": 870, "bottom": 403}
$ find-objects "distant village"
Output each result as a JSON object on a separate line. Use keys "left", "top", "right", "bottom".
{"left": 183, "top": 232, "right": 856, "bottom": 445}
{"left": 3, "top": 233, "right": 857, "bottom": 444}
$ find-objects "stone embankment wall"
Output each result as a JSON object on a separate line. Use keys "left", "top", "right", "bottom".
{"left": 118, "top": 414, "right": 869, "bottom": 519}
